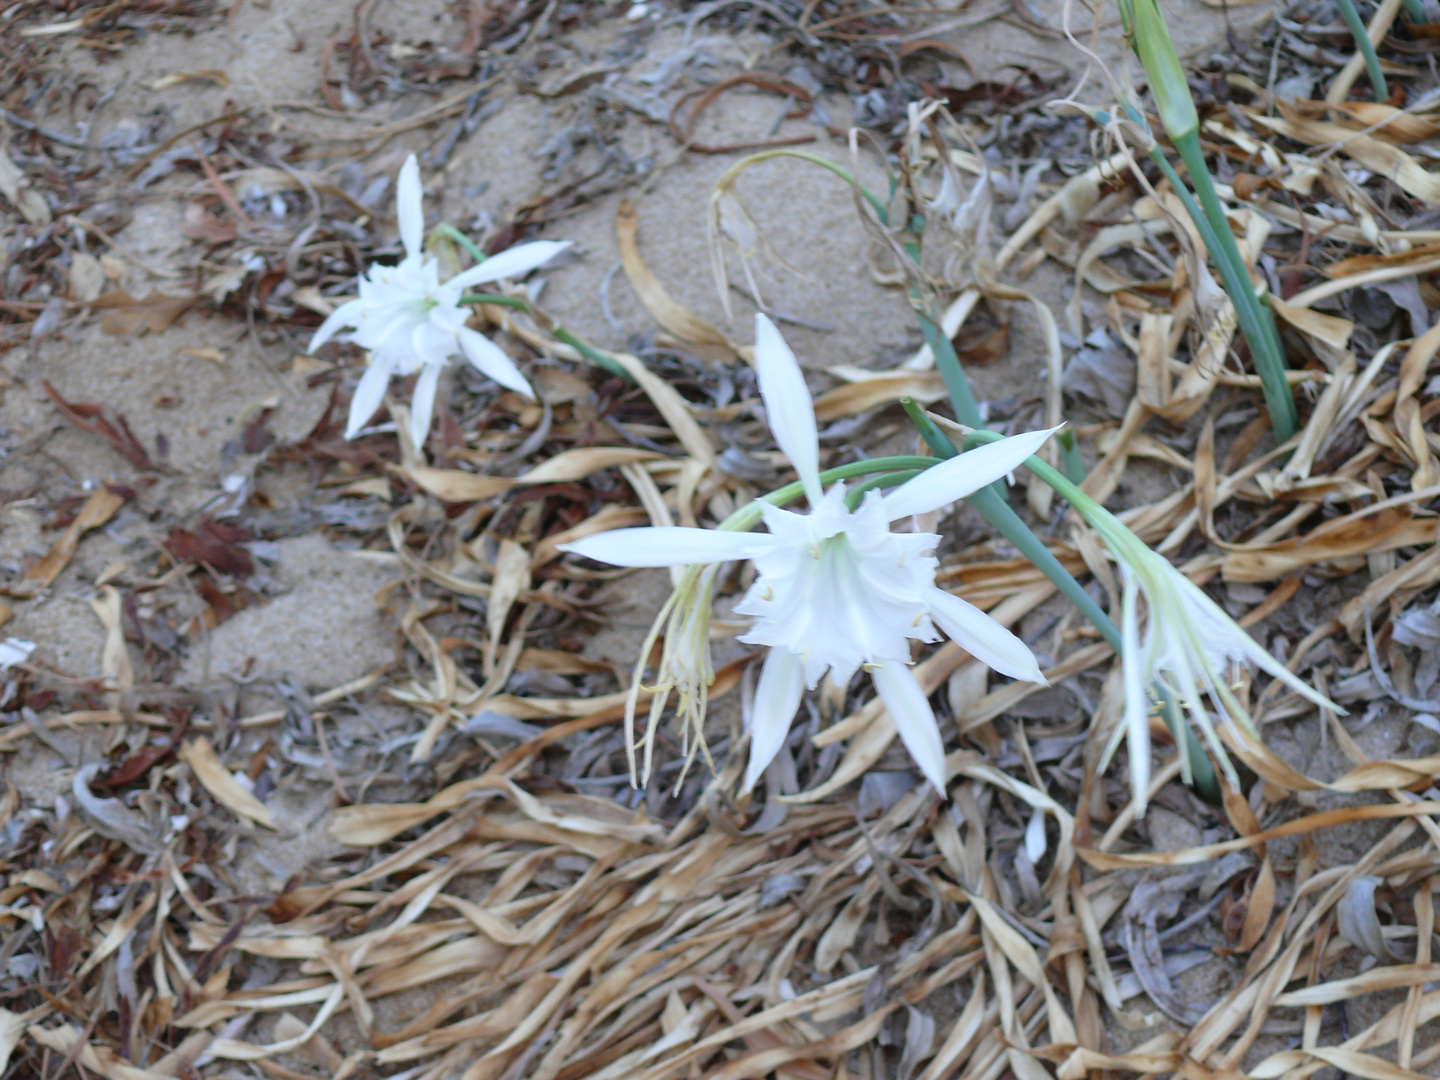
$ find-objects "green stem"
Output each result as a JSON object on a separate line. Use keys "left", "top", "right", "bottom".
{"left": 1171, "top": 131, "right": 1297, "bottom": 441}
{"left": 1334, "top": 0, "right": 1389, "bottom": 99}
{"left": 433, "top": 223, "right": 488, "bottom": 265}
{"left": 718, "top": 455, "right": 940, "bottom": 532}
{"left": 1056, "top": 429, "right": 1086, "bottom": 484}
{"left": 438, "top": 226, "right": 631, "bottom": 382}
{"left": 459, "top": 292, "right": 530, "bottom": 310}
{"left": 844, "top": 470, "right": 922, "bottom": 509}
{"left": 1401, "top": 0, "right": 1428, "bottom": 23}
{"left": 550, "top": 326, "right": 631, "bottom": 382}
{"left": 914, "top": 290, "right": 1011, "bottom": 505}
{"left": 917, "top": 307, "right": 983, "bottom": 428}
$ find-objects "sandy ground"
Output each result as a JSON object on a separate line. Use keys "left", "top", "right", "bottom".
{"left": 14, "top": 0, "right": 1431, "bottom": 1070}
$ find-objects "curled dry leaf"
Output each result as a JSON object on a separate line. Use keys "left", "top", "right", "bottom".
{"left": 89, "top": 585, "right": 135, "bottom": 695}
{"left": 617, "top": 199, "right": 744, "bottom": 362}
{"left": 69, "top": 251, "right": 106, "bottom": 302}
{"left": 1330, "top": 101, "right": 1440, "bottom": 143}
{"left": 72, "top": 762, "right": 162, "bottom": 856}
{"left": 1250, "top": 115, "right": 1440, "bottom": 203}
{"left": 1221, "top": 507, "right": 1435, "bottom": 583}
{"left": 1337, "top": 875, "right": 1403, "bottom": 962}
{"left": 43, "top": 382, "right": 159, "bottom": 472}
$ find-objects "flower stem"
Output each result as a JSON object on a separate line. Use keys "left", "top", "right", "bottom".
{"left": 433, "top": 223, "right": 488, "bottom": 265}
{"left": 1334, "top": 0, "right": 1389, "bottom": 100}
{"left": 917, "top": 307, "right": 983, "bottom": 429}
{"left": 1056, "top": 429, "right": 1086, "bottom": 484}
{"left": 437, "top": 230, "right": 632, "bottom": 383}
{"left": 1114, "top": 0, "right": 1299, "bottom": 440}
{"left": 844, "top": 470, "right": 922, "bottom": 509}
{"left": 1170, "top": 130, "right": 1298, "bottom": 441}
{"left": 459, "top": 292, "right": 530, "bottom": 310}
{"left": 718, "top": 455, "right": 939, "bottom": 532}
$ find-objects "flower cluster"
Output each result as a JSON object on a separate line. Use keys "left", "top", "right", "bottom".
{"left": 309, "top": 154, "right": 568, "bottom": 447}
{"left": 307, "top": 155, "right": 1339, "bottom": 818}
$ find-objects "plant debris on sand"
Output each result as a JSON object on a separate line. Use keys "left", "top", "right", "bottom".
{"left": 6, "top": 0, "right": 1440, "bottom": 1078}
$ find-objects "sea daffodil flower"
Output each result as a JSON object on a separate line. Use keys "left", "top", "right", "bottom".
{"left": 309, "top": 154, "right": 568, "bottom": 447}
{"left": 1050, "top": 487, "right": 1340, "bottom": 813}
{"left": 562, "top": 314, "right": 1053, "bottom": 793}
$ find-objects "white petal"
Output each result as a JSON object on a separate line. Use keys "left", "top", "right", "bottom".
{"left": 410, "top": 361, "right": 441, "bottom": 449}
{"left": 1181, "top": 577, "right": 1342, "bottom": 714}
{"left": 309, "top": 298, "right": 363, "bottom": 353}
{"left": 870, "top": 658, "right": 947, "bottom": 794}
{"left": 926, "top": 588, "right": 1046, "bottom": 684}
{"left": 1120, "top": 576, "right": 1152, "bottom": 815}
{"left": 450, "top": 241, "right": 571, "bottom": 288}
{"left": 459, "top": 327, "right": 533, "bottom": 398}
{"left": 881, "top": 426, "right": 1061, "bottom": 522}
{"left": 397, "top": 155, "right": 425, "bottom": 261}
{"left": 754, "top": 314, "right": 823, "bottom": 506}
{"left": 1025, "top": 806, "right": 1047, "bottom": 863}
{"left": 345, "top": 357, "right": 394, "bottom": 439}
{"left": 559, "top": 527, "right": 773, "bottom": 568}
{"left": 744, "top": 648, "right": 804, "bottom": 793}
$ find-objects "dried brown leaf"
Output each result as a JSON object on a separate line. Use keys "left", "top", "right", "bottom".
{"left": 179, "top": 736, "right": 278, "bottom": 829}
{"left": 91, "top": 289, "right": 198, "bottom": 336}
{"left": 617, "top": 200, "right": 743, "bottom": 362}
{"left": 12, "top": 486, "right": 125, "bottom": 595}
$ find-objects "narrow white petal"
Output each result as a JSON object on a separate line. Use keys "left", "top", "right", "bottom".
{"left": 1120, "top": 577, "right": 1152, "bottom": 815}
{"left": 870, "top": 658, "right": 947, "bottom": 794}
{"left": 926, "top": 588, "right": 1046, "bottom": 684}
{"left": 450, "top": 241, "right": 571, "bottom": 288}
{"left": 397, "top": 155, "right": 425, "bottom": 261}
{"left": 1025, "top": 806, "right": 1047, "bottom": 863}
{"left": 410, "top": 361, "right": 441, "bottom": 448}
{"left": 345, "top": 358, "right": 394, "bottom": 439}
{"left": 309, "top": 298, "right": 363, "bottom": 353}
{"left": 743, "top": 648, "right": 804, "bottom": 793}
{"left": 459, "top": 327, "right": 533, "bottom": 398}
{"left": 1182, "top": 578, "right": 1343, "bottom": 713}
{"left": 754, "top": 314, "right": 823, "bottom": 506}
{"left": 559, "top": 527, "right": 773, "bottom": 568}
{"left": 881, "top": 426, "right": 1061, "bottom": 521}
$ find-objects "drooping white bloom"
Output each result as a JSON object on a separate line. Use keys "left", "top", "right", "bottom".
{"left": 562, "top": 314, "right": 1053, "bottom": 794}
{"left": 1093, "top": 514, "right": 1340, "bottom": 814}
{"left": 309, "top": 154, "right": 568, "bottom": 447}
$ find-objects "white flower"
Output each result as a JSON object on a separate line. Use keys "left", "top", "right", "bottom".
{"left": 562, "top": 314, "right": 1053, "bottom": 794}
{"left": 309, "top": 154, "right": 569, "bottom": 447}
{"left": 1097, "top": 520, "right": 1339, "bottom": 813}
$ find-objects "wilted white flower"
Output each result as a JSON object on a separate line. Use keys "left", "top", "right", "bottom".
{"left": 1094, "top": 514, "right": 1338, "bottom": 812}
{"left": 309, "top": 154, "right": 568, "bottom": 447}
{"left": 563, "top": 314, "right": 1052, "bottom": 793}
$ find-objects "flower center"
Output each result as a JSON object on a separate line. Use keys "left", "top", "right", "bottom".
{"left": 736, "top": 495, "right": 938, "bottom": 687}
